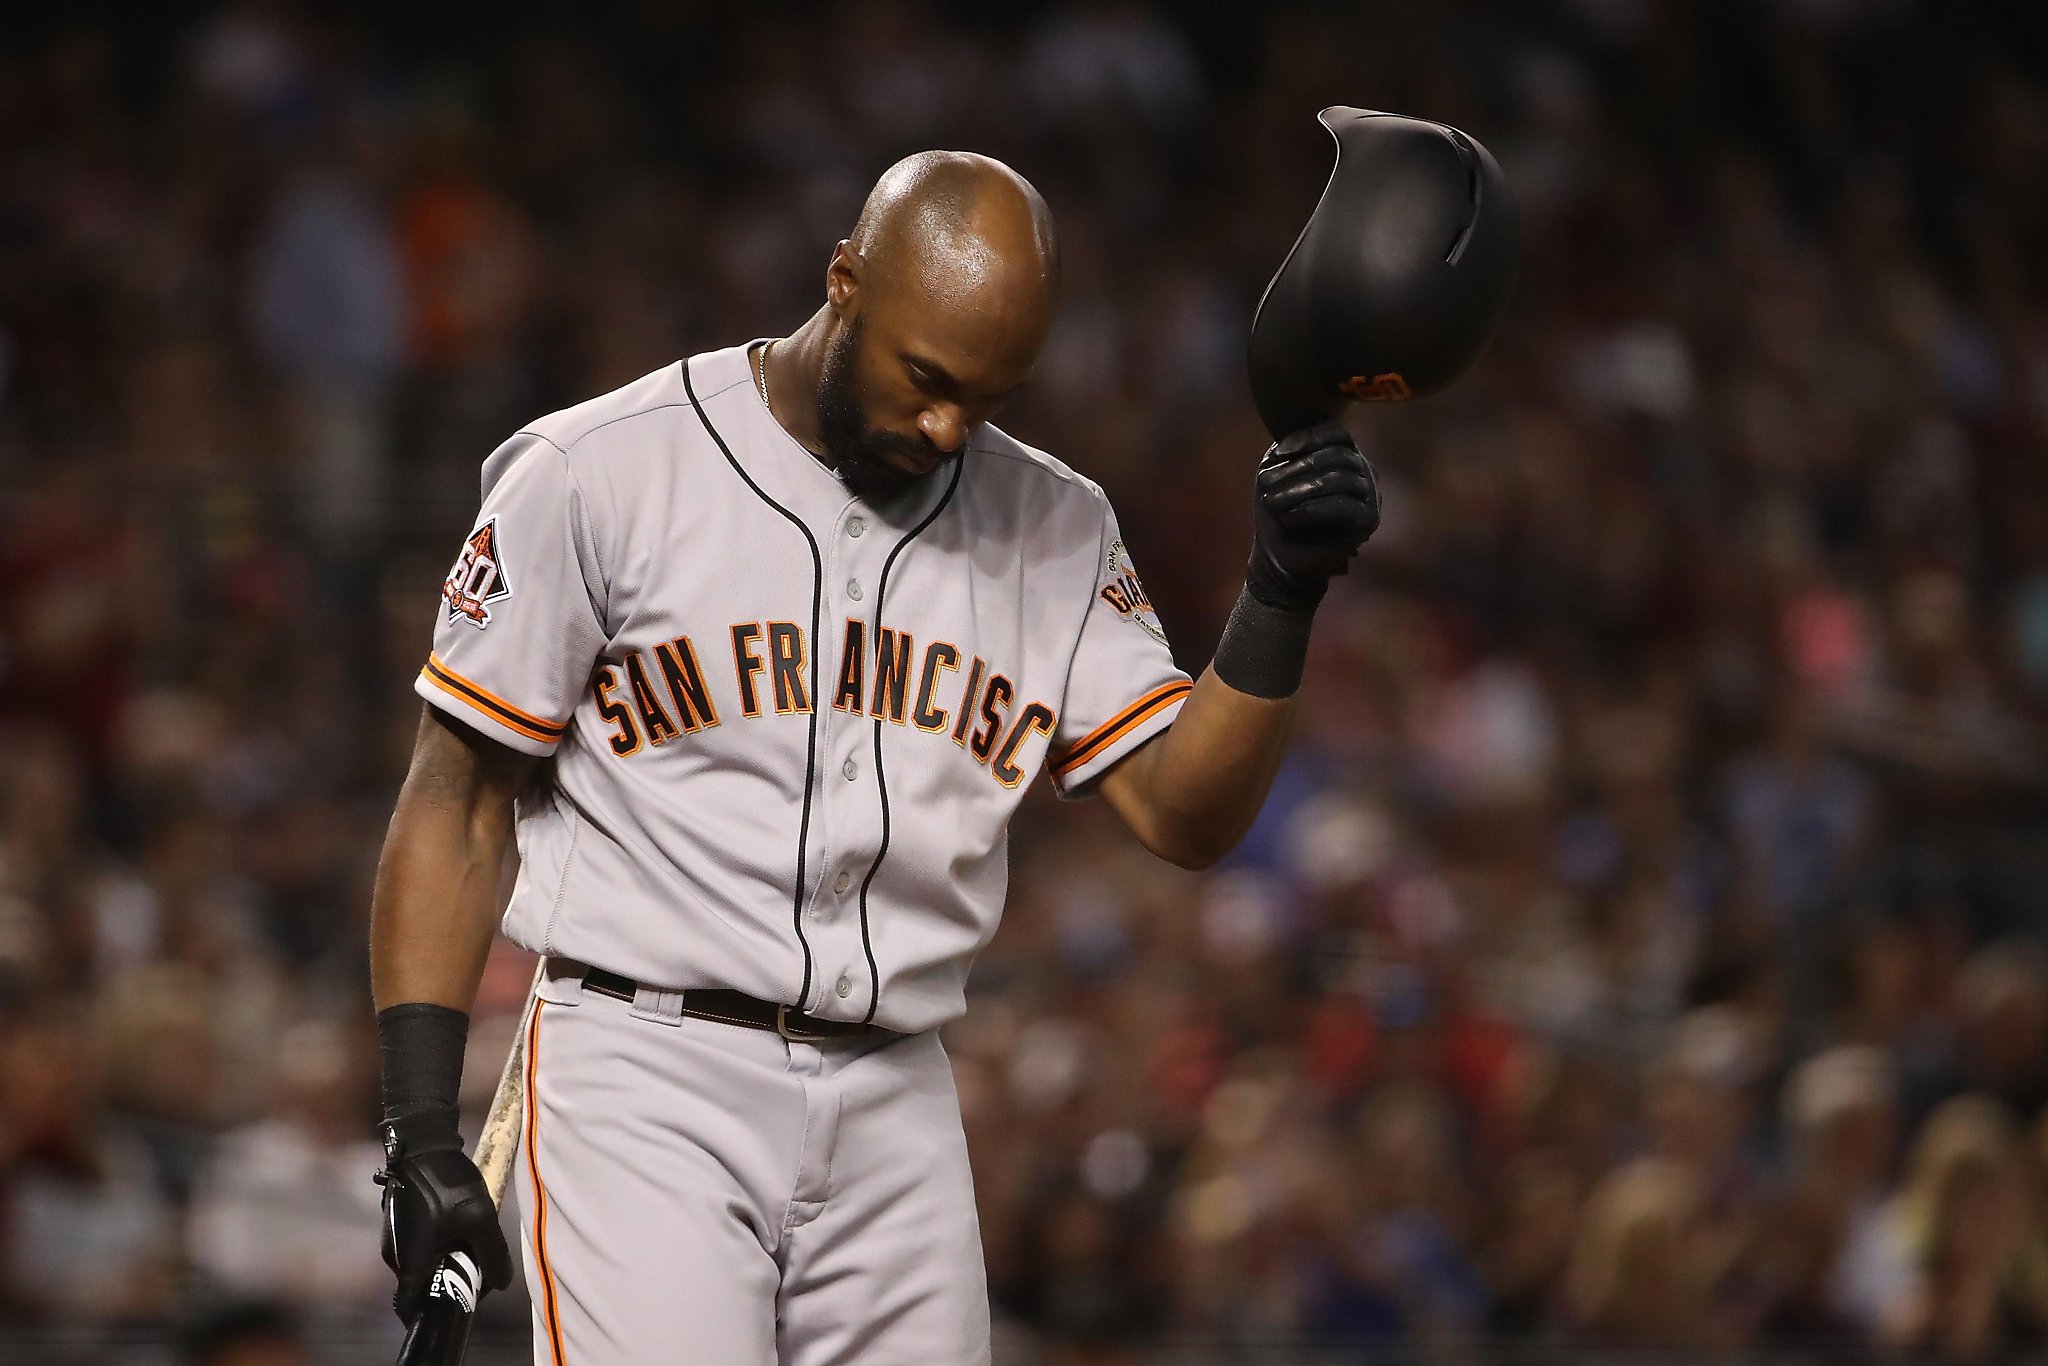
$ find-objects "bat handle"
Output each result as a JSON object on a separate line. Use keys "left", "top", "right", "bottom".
{"left": 397, "top": 1250, "right": 481, "bottom": 1366}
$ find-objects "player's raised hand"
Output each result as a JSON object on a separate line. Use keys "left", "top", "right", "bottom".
{"left": 1245, "top": 421, "right": 1381, "bottom": 612}
{"left": 376, "top": 1109, "right": 514, "bottom": 1325}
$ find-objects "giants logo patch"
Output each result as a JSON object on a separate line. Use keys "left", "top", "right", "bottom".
{"left": 442, "top": 519, "right": 512, "bottom": 628}
{"left": 1100, "top": 539, "right": 1167, "bottom": 644}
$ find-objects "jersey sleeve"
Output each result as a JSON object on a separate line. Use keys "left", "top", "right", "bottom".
{"left": 413, "top": 432, "right": 609, "bottom": 756}
{"left": 1047, "top": 498, "right": 1193, "bottom": 796}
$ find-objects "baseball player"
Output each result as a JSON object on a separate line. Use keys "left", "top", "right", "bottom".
{"left": 369, "top": 150, "right": 1379, "bottom": 1363}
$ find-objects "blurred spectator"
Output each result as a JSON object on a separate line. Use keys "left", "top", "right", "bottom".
{"left": 250, "top": 158, "right": 404, "bottom": 565}
{"left": 0, "top": 1002, "right": 176, "bottom": 1320}
{"left": 1773, "top": 1044, "right": 1900, "bottom": 1336}
{"left": 185, "top": 1019, "right": 385, "bottom": 1305}
{"left": 1952, "top": 941, "right": 2048, "bottom": 1120}
{"left": 1566, "top": 1158, "right": 1725, "bottom": 1347}
{"left": 1874, "top": 1097, "right": 2048, "bottom": 1357}
{"left": 1307, "top": 1083, "right": 1488, "bottom": 1341}
{"left": 1725, "top": 692, "right": 1869, "bottom": 927}
{"left": 179, "top": 1299, "right": 312, "bottom": 1366}
{"left": 1645, "top": 1006, "right": 1769, "bottom": 1197}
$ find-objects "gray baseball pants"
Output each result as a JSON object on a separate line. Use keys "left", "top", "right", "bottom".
{"left": 511, "top": 961, "right": 992, "bottom": 1364}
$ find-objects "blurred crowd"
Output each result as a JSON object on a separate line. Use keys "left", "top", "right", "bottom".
{"left": 2, "top": 1, "right": 2048, "bottom": 1361}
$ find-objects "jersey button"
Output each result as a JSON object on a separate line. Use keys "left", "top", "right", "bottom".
{"left": 834, "top": 870, "right": 852, "bottom": 894}
{"left": 835, "top": 975, "right": 853, "bottom": 998}
{"left": 842, "top": 757, "right": 858, "bottom": 781}
{"left": 847, "top": 579, "right": 863, "bottom": 601}
{"left": 847, "top": 516, "right": 866, "bottom": 538}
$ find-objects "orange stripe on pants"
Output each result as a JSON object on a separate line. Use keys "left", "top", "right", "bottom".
{"left": 524, "top": 1001, "right": 568, "bottom": 1366}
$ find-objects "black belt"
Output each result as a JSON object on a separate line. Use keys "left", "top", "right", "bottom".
{"left": 581, "top": 968, "right": 886, "bottom": 1041}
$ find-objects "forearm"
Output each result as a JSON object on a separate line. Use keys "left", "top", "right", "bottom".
{"left": 368, "top": 804, "right": 507, "bottom": 1011}
{"left": 1105, "top": 666, "right": 1295, "bottom": 868}
{"left": 369, "top": 713, "right": 526, "bottom": 1011}
{"left": 1100, "top": 418, "right": 1376, "bottom": 867}
{"left": 367, "top": 711, "right": 526, "bottom": 1317}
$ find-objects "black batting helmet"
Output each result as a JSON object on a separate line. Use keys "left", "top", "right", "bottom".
{"left": 1247, "top": 107, "right": 1519, "bottom": 438}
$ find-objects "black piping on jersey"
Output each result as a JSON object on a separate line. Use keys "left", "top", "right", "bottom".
{"left": 856, "top": 457, "right": 966, "bottom": 1025}
{"left": 681, "top": 357, "right": 825, "bottom": 1010}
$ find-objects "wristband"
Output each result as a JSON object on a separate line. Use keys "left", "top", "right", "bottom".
{"left": 1211, "top": 583, "right": 1316, "bottom": 699}
{"left": 377, "top": 1002, "right": 470, "bottom": 1123}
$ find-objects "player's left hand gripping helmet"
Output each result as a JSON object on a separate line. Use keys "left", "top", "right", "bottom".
{"left": 1247, "top": 106, "right": 1519, "bottom": 438}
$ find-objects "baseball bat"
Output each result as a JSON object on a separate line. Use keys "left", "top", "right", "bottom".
{"left": 396, "top": 957, "right": 546, "bottom": 1366}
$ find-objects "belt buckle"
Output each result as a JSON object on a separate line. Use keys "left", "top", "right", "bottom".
{"left": 775, "top": 1004, "right": 831, "bottom": 1042}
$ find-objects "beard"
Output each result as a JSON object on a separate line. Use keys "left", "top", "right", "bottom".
{"left": 815, "top": 318, "right": 955, "bottom": 504}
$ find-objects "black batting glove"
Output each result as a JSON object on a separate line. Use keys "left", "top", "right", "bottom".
{"left": 376, "top": 1107, "right": 514, "bottom": 1326}
{"left": 1246, "top": 421, "right": 1381, "bottom": 612}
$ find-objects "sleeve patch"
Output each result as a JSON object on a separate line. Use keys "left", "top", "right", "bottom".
{"left": 442, "top": 518, "right": 514, "bottom": 629}
{"left": 1099, "top": 539, "right": 1167, "bottom": 644}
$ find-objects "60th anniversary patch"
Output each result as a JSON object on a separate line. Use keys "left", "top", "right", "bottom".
{"left": 442, "top": 519, "right": 512, "bottom": 629}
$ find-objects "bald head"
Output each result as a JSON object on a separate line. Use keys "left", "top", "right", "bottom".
{"left": 800, "top": 151, "right": 1059, "bottom": 500}
{"left": 848, "top": 151, "right": 1058, "bottom": 320}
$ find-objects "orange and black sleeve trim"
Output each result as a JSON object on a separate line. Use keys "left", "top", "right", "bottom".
{"left": 1051, "top": 679, "right": 1192, "bottom": 779}
{"left": 419, "top": 654, "right": 570, "bottom": 746}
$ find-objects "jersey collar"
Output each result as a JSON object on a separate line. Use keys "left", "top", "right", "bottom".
{"left": 686, "top": 341, "right": 961, "bottom": 534}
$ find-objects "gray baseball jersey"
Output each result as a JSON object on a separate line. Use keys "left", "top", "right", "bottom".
{"left": 418, "top": 342, "right": 1189, "bottom": 1033}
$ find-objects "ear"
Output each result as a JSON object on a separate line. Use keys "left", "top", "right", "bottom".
{"left": 826, "top": 241, "right": 861, "bottom": 316}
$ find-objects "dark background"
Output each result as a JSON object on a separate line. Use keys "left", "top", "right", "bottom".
{"left": 2, "top": 1, "right": 2048, "bottom": 1362}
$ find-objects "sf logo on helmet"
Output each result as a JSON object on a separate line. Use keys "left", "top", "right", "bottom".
{"left": 443, "top": 519, "right": 513, "bottom": 628}
{"left": 1339, "top": 372, "right": 1412, "bottom": 402}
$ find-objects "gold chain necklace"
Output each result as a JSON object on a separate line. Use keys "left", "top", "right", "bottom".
{"left": 754, "top": 340, "right": 774, "bottom": 408}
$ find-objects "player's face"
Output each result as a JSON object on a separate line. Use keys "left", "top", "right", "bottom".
{"left": 817, "top": 303, "right": 1040, "bottom": 503}
{"left": 815, "top": 248, "right": 1049, "bottom": 502}
{"left": 816, "top": 318, "right": 939, "bottom": 503}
